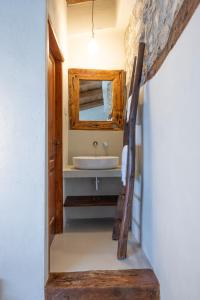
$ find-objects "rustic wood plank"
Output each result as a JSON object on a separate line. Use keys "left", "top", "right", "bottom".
{"left": 112, "top": 190, "right": 125, "bottom": 240}
{"left": 68, "top": 68, "right": 125, "bottom": 130}
{"left": 123, "top": 56, "right": 137, "bottom": 146}
{"left": 80, "top": 88, "right": 103, "bottom": 103}
{"left": 80, "top": 99, "right": 104, "bottom": 110}
{"left": 79, "top": 84, "right": 103, "bottom": 110}
{"left": 80, "top": 80, "right": 102, "bottom": 92}
{"left": 112, "top": 56, "right": 137, "bottom": 241}
{"left": 117, "top": 43, "right": 145, "bottom": 260}
{"left": 64, "top": 195, "right": 118, "bottom": 207}
{"left": 129, "top": 57, "right": 137, "bottom": 98}
{"left": 45, "top": 269, "right": 160, "bottom": 300}
{"left": 147, "top": 0, "right": 200, "bottom": 81}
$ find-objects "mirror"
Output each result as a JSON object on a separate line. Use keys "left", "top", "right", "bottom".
{"left": 69, "top": 69, "right": 125, "bottom": 130}
{"left": 79, "top": 80, "right": 113, "bottom": 121}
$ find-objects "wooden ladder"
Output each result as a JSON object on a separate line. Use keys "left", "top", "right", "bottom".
{"left": 112, "top": 56, "right": 137, "bottom": 241}
{"left": 112, "top": 42, "right": 145, "bottom": 259}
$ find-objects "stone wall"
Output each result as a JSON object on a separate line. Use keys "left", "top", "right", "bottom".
{"left": 124, "top": 0, "right": 145, "bottom": 89}
{"left": 125, "top": 0, "right": 184, "bottom": 87}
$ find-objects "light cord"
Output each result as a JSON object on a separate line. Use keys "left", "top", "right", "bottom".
{"left": 92, "top": 0, "right": 95, "bottom": 38}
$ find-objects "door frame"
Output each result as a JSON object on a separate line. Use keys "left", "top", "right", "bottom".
{"left": 48, "top": 19, "right": 64, "bottom": 235}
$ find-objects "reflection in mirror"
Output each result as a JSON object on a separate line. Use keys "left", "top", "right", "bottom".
{"left": 79, "top": 80, "right": 113, "bottom": 121}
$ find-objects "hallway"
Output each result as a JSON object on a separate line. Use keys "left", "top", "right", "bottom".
{"left": 50, "top": 218, "right": 150, "bottom": 272}
{"left": 1, "top": 0, "right": 200, "bottom": 299}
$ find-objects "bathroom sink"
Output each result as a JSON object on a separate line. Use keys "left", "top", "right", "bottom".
{"left": 73, "top": 156, "right": 119, "bottom": 170}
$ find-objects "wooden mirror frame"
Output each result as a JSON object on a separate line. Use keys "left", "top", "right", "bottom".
{"left": 68, "top": 68, "right": 125, "bottom": 130}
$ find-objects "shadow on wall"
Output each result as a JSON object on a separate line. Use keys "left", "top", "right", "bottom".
{"left": 141, "top": 84, "right": 154, "bottom": 257}
{"left": 132, "top": 89, "right": 144, "bottom": 243}
{"left": 0, "top": 279, "right": 4, "bottom": 300}
{"left": 132, "top": 87, "right": 153, "bottom": 248}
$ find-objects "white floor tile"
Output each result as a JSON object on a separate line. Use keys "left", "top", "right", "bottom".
{"left": 50, "top": 218, "right": 150, "bottom": 272}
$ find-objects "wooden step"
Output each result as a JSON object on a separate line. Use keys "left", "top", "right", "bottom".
{"left": 64, "top": 195, "right": 118, "bottom": 207}
{"left": 45, "top": 269, "right": 159, "bottom": 300}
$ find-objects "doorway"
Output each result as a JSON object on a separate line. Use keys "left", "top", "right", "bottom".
{"left": 48, "top": 20, "right": 64, "bottom": 250}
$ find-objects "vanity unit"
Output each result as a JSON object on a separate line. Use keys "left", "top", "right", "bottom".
{"left": 63, "top": 160, "right": 122, "bottom": 208}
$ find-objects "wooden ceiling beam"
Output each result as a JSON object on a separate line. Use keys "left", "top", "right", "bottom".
{"left": 80, "top": 88, "right": 103, "bottom": 104}
{"left": 67, "top": 0, "right": 91, "bottom": 5}
{"left": 80, "top": 99, "right": 103, "bottom": 111}
{"left": 80, "top": 81, "right": 102, "bottom": 92}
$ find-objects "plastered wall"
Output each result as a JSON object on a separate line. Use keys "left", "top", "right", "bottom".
{"left": 142, "top": 7, "right": 200, "bottom": 299}
{"left": 0, "top": 1, "right": 46, "bottom": 299}
{"left": 67, "top": 28, "right": 125, "bottom": 167}
{"left": 65, "top": 28, "right": 125, "bottom": 219}
{"left": 68, "top": 130, "right": 123, "bottom": 164}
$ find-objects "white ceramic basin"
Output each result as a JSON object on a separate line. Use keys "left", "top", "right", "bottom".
{"left": 73, "top": 156, "right": 119, "bottom": 170}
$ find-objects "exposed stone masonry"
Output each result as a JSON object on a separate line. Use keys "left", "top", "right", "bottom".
{"left": 125, "top": 0, "right": 185, "bottom": 87}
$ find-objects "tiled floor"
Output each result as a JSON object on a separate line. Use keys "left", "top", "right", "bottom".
{"left": 50, "top": 218, "right": 150, "bottom": 272}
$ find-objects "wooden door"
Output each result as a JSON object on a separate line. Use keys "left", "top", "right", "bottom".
{"left": 48, "top": 20, "right": 64, "bottom": 257}
{"left": 48, "top": 53, "right": 56, "bottom": 245}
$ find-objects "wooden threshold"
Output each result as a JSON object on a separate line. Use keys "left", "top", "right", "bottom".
{"left": 64, "top": 195, "right": 118, "bottom": 207}
{"left": 45, "top": 269, "right": 159, "bottom": 300}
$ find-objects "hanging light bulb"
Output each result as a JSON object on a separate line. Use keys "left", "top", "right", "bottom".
{"left": 88, "top": 0, "right": 97, "bottom": 54}
{"left": 88, "top": 36, "right": 97, "bottom": 53}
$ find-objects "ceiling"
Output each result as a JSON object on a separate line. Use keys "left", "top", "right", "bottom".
{"left": 67, "top": 0, "right": 134, "bottom": 36}
{"left": 67, "top": 0, "right": 117, "bottom": 35}
{"left": 67, "top": 0, "right": 92, "bottom": 4}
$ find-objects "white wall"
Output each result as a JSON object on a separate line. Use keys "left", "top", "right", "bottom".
{"left": 68, "top": 28, "right": 125, "bottom": 164}
{"left": 68, "top": 130, "right": 123, "bottom": 164}
{"left": 116, "top": 0, "right": 136, "bottom": 30}
{"left": 66, "top": 26, "right": 125, "bottom": 219}
{"left": 0, "top": 1, "right": 46, "bottom": 300}
{"left": 142, "top": 6, "right": 200, "bottom": 300}
{"left": 67, "top": 11, "right": 125, "bottom": 158}
{"left": 68, "top": 29, "right": 125, "bottom": 70}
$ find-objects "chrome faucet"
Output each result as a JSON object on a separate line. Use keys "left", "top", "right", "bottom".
{"left": 102, "top": 141, "right": 108, "bottom": 148}
{"left": 92, "top": 141, "right": 98, "bottom": 148}
{"left": 92, "top": 141, "right": 98, "bottom": 156}
{"left": 102, "top": 141, "right": 109, "bottom": 155}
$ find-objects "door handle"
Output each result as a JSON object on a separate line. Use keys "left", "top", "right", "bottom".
{"left": 53, "top": 139, "right": 61, "bottom": 146}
